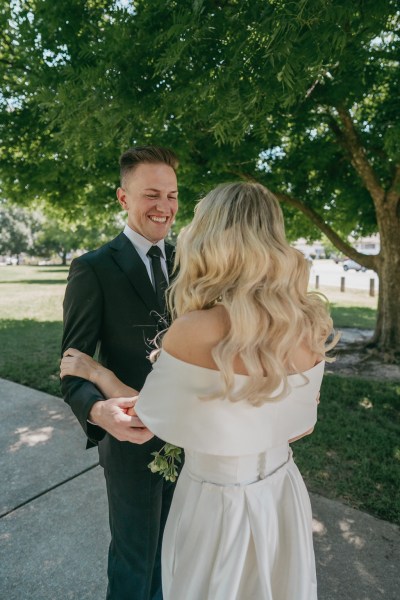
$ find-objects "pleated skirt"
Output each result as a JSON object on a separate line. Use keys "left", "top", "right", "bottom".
{"left": 162, "top": 455, "right": 317, "bottom": 600}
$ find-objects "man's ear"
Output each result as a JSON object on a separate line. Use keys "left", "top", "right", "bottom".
{"left": 116, "top": 187, "right": 127, "bottom": 210}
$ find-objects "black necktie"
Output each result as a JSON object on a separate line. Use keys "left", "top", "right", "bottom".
{"left": 147, "top": 245, "right": 167, "bottom": 313}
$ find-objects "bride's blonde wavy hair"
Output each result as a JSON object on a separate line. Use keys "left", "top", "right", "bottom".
{"left": 168, "top": 182, "right": 337, "bottom": 405}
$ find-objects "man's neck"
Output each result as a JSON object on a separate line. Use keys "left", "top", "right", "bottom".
{"left": 123, "top": 225, "right": 166, "bottom": 256}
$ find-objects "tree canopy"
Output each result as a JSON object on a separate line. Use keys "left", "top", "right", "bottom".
{"left": 1, "top": 1, "right": 397, "bottom": 229}
{"left": 0, "top": 201, "right": 124, "bottom": 262}
{"left": 1, "top": 0, "right": 399, "bottom": 351}
{"left": 0, "top": 204, "right": 41, "bottom": 257}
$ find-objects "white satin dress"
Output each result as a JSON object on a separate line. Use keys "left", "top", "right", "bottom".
{"left": 135, "top": 350, "right": 324, "bottom": 600}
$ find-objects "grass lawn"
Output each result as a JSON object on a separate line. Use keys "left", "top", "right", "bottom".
{"left": 1, "top": 266, "right": 398, "bottom": 524}
{"left": 330, "top": 304, "right": 377, "bottom": 329}
{"left": 311, "top": 284, "right": 378, "bottom": 330}
{"left": 0, "top": 265, "right": 67, "bottom": 396}
{"left": 294, "top": 375, "right": 400, "bottom": 524}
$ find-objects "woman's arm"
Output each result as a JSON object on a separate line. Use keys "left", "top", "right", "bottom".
{"left": 288, "top": 392, "right": 320, "bottom": 443}
{"left": 288, "top": 426, "right": 314, "bottom": 444}
{"left": 61, "top": 348, "right": 136, "bottom": 398}
{"left": 61, "top": 348, "right": 153, "bottom": 443}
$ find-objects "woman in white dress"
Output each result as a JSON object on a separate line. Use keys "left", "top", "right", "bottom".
{"left": 61, "top": 182, "right": 337, "bottom": 600}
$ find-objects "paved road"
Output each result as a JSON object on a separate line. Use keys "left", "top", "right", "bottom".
{"left": 1, "top": 378, "right": 398, "bottom": 600}
{"left": 310, "top": 260, "right": 379, "bottom": 291}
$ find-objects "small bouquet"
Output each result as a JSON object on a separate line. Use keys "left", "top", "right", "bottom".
{"left": 148, "top": 443, "right": 182, "bottom": 482}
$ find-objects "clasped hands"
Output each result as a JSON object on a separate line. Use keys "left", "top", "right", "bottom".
{"left": 88, "top": 396, "right": 154, "bottom": 444}
{"left": 60, "top": 348, "right": 154, "bottom": 444}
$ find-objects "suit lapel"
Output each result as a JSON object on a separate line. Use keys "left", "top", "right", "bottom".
{"left": 109, "top": 233, "right": 161, "bottom": 320}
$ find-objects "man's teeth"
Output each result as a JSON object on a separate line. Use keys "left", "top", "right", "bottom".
{"left": 149, "top": 216, "right": 167, "bottom": 223}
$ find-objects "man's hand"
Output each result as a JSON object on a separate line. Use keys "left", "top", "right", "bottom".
{"left": 89, "top": 397, "right": 154, "bottom": 444}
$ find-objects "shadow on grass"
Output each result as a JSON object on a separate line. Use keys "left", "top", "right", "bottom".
{"left": 330, "top": 304, "right": 377, "bottom": 329}
{"left": 38, "top": 268, "right": 69, "bottom": 273}
{"left": 0, "top": 280, "right": 67, "bottom": 285}
{"left": 295, "top": 374, "right": 400, "bottom": 524}
{"left": 0, "top": 319, "right": 63, "bottom": 397}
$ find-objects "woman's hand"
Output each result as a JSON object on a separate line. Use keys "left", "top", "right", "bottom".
{"left": 288, "top": 391, "right": 320, "bottom": 443}
{"left": 61, "top": 348, "right": 139, "bottom": 400}
{"left": 60, "top": 348, "right": 105, "bottom": 384}
{"left": 288, "top": 427, "right": 314, "bottom": 444}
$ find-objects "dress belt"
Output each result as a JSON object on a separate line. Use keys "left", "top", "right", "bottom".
{"left": 184, "top": 446, "right": 292, "bottom": 488}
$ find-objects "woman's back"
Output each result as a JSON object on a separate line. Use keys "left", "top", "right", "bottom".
{"left": 140, "top": 182, "right": 333, "bottom": 598}
{"left": 161, "top": 305, "right": 319, "bottom": 377}
{"left": 135, "top": 307, "right": 322, "bottom": 600}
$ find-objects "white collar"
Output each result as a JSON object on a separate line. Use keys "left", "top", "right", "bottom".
{"left": 123, "top": 224, "right": 166, "bottom": 258}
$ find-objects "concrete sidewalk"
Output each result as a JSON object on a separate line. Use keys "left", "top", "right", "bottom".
{"left": 0, "top": 378, "right": 398, "bottom": 600}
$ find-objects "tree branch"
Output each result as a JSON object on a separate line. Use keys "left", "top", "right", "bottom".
{"left": 326, "top": 113, "right": 347, "bottom": 152}
{"left": 232, "top": 169, "right": 378, "bottom": 270}
{"left": 274, "top": 191, "right": 378, "bottom": 269}
{"left": 335, "top": 106, "right": 385, "bottom": 205}
{"left": 387, "top": 163, "right": 400, "bottom": 204}
{"left": 0, "top": 57, "right": 32, "bottom": 73}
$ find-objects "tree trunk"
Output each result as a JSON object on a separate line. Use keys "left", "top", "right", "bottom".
{"left": 325, "top": 109, "right": 400, "bottom": 357}
{"left": 369, "top": 203, "right": 400, "bottom": 356}
{"left": 251, "top": 149, "right": 400, "bottom": 355}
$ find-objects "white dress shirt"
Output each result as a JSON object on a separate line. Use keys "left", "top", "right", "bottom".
{"left": 123, "top": 224, "right": 169, "bottom": 286}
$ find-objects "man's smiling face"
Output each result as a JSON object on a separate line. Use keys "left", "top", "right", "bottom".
{"left": 117, "top": 162, "right": 178, "bottom": 243}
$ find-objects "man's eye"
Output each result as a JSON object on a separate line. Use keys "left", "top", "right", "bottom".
{"left": 146, "top": 195, "right": 158, "bottom": 199}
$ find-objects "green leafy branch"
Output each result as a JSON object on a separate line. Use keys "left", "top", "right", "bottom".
{"left": 148, "top": 443, "right": 182, "bottom": 482}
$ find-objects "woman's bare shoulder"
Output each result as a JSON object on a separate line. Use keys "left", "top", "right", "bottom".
{"left": 288, "top": 343, "right": 321, "bottom": 374}
{"left": 162, "top": 306, "right": 228, "bottom": 367}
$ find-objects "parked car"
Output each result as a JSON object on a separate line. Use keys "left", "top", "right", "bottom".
{"left": 342, "top": 259, "right": 366, "bottom": 272}
{"left": 332, "top": 254, "right": 346, "bottom": 264}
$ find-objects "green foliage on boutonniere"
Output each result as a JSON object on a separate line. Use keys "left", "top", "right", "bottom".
{"left": 148, "top": 443, "right": 182, "bottom": 482}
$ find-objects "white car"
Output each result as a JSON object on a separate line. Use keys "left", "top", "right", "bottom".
{"left": 343, "top": 259, "right": 366, "bottom": 272}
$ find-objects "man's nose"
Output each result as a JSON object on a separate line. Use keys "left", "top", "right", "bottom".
{"left": 155, "top": 196, "right": 169, "bottom": 211}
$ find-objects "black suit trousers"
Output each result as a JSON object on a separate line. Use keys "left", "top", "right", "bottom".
{"left": 104, "top": 464, "right": 175, "bottom": 600}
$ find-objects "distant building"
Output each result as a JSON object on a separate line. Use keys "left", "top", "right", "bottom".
{"left": 351, "top": 234, "right": 380, "bottom": 255}
{"left": 291, "top": 238, "right": 326, "bottom": 259}
{"left": 292, "top": 234, "right": 380, "bottom": 258}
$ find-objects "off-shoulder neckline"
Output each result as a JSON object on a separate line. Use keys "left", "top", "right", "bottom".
{"left": 159, "top": 349, "right": 325, "bottom": 379}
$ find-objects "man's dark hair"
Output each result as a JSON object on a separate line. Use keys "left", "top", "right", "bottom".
{"left": 119, "top": 145, "right": 179, "bottom": 185}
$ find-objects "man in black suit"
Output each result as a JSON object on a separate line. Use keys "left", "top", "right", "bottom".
{"left": 61, "top": 146, "right": 179, "bottom": 600}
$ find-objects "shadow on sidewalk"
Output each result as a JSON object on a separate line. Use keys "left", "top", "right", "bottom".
{"left": 0, "top": 378, "right": 398, "bottom": 600}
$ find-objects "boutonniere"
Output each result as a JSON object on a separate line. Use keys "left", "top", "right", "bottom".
{"left": 148, "top": 443, "right": 182, "bottom": 482}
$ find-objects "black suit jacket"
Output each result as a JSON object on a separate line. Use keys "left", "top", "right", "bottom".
{"left": 61, "top": 232, "right": 174, "bottom": 471}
